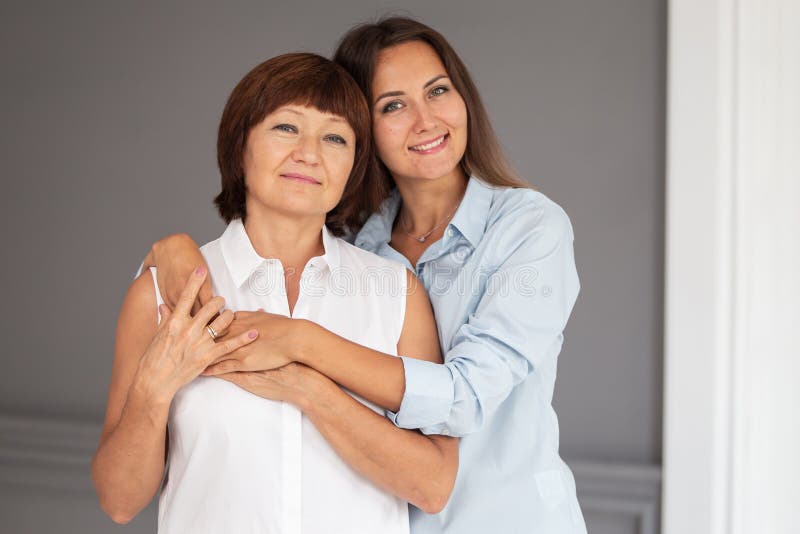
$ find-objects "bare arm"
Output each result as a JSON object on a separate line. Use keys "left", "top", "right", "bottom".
{"left": 303, "top": 369, "right": 457, "bottom": 514}
{"left": 91, "top": 273, "right": 168, "bottom": 524}
{"left": 91, "top": 268, "right": 256, "bottom": 523}
{"left": 217, "top": 270, "right": 458, "bottom": 513}
{"left": 204, "top": 273, "right": 426, "bottom": 412}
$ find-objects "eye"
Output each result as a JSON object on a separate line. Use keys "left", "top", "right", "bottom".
{"left": 429, "top": 85, "right": 449, "bottom": 98}
{"left": 324, "top": 134, "right": 347, "bottom": 145}
{"left": 273, "top": 123, "right": 297, "bottom": 133}
{"left": 381, "top": 100, "right": 404, "bottom": 113}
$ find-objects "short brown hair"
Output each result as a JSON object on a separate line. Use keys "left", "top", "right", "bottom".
{"left": 334, "top": 17, "right": 531, "bottom": 201}
{"left": 215, "top": 53, "right": 372, "bottom": 235}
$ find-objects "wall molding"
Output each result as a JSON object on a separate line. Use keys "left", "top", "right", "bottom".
{"left": 0, "top": 413, "right": 662, "bottom": 532}
{"left": 0, "top": 413, "right": 99, "bottom": 494}
{"left": 572, "top": 461, "right": 661, "bottom": 534}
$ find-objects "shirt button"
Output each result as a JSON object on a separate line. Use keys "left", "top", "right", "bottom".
{"left": 447, "top": 228, "right": 454, "bottom": 237}
{"left": 440, "top": 429, "right": 450, "bottom": 436}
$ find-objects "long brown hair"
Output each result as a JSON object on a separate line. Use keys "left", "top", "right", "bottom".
{"left": 215, "top": 53, "right": 372, "bottom": 236}
{"left": 333, "top": 16, "right": 532, "bottom": 205}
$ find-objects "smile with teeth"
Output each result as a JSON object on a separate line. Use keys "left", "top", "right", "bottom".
{"left": 409, "top": 134, "right": 448, "bottom": 152}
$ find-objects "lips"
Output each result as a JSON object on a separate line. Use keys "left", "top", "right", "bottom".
{"left": 280, "top": 173, "right": 321, "bottom": 185}
{"left": 409, "top": 133, "right": 449, "bottom": 153}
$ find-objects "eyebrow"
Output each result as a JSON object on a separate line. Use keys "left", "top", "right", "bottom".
{"left": 373, "top": 74, "right": 449, "bottom": 104}
{"left": 276, "top": 107, "right": 347, "bottom": 123}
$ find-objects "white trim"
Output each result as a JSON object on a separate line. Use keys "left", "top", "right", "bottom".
{"left": 572, "top": 461, "right": 661, "bottom": 534}
{"left": 665, "top": 1, "right": 800, "bottom": 533}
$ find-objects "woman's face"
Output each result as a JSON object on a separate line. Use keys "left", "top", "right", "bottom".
{"left": 371, "top": 40, "right": 468, "bottom": 184}
{"left": 243, "top": 104, "right": 356, "bottom": 220}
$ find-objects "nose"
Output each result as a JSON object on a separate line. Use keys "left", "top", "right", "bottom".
{"left": 291, "top": 135, "right": 321, "bottom": 166}
{"left": 412, "top": 101, "right": 438, "bottom": 134}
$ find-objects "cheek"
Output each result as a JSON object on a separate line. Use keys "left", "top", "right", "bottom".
{"left": 373, "top": 118, "right": 409, "bottom": 155}
{"left": 446, "top": 98, "right": 469, "bottom": 131}
{"left": 244, "top": 138, "right": 281, "bottom": 177}
{"left": 329, "top": 150, "right": 356, "bottom": 188}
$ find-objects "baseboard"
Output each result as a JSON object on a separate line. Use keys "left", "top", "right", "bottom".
{"left": 572, "top": 460, "right": 662, "bottom": 534}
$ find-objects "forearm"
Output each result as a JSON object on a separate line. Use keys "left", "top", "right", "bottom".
{"left": 296, "top": 322, "right": 408, "bottom": 412}
{"left": 301, "top": 374, "right": 457, "bottom": 514}
{"left": 91, "top": 383, "right": 170, "bottom": 524}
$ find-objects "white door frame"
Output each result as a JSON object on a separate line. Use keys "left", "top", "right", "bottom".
{"left": 663, "top": 1, "right": 799, "bottom": 533}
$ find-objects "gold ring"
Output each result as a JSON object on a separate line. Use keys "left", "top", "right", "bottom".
{"left": 206, "top": 324, "right": 218, "bottom": 340}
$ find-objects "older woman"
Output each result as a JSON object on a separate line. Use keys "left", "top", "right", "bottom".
{"left": 91, "top": 53, "right": 457, "bottom": 534}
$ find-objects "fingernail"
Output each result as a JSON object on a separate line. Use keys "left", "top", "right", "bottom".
{"left": 248, "top": 330, "right": 258, "bottom": 339}
{"left": 195, "top": 266, "right": 206, "bottom": 276}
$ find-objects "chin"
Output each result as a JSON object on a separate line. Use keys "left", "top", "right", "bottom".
{"left": 414, "top": 162, "right": 461, "bottom": 182}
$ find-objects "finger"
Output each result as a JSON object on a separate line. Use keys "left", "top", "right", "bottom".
{"left": 207, "top": 328, "right": 257, "bottom": 363}
{"left": 202, "top": 358, "right": 239, "bottom": 376}
{"left": 191, "top": 296, "right": 226, "bottom": 334}
{"left": 191, "top": 299, "right": 202, "bottom": 317}
{"left": 174, "top": 266, "right": 207, "bottom": 317}
{"left": 198, "top": 278, "right": 214, "bottom": 307}
{"left": 207, "top": 309, "right": 234, "bottom": 337}
{"left": 233, "top": 310, "right": 263, "bottom": 320}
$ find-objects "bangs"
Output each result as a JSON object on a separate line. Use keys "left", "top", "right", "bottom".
{"left": 215, "top": 52, "right": 375, "bottom": 233}
{"left": 247, "top": 54, "right": 370, "bottom": 147}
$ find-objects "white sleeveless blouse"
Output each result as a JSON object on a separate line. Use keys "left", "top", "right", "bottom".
{"left": 151, "top": 219, "right": 409, "bottom": 534}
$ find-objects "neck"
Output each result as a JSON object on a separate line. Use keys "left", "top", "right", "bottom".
{"left": 242, "top": 203, "right": 325, "bottom": 268}
{"left": 393, "top": 168, "right": 469, "bottom": 232}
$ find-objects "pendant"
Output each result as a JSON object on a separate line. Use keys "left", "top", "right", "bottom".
{"left": 417, "top": 236, "right": 427, "bottom": 243}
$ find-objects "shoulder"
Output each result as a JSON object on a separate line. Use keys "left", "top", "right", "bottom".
{"left": 126, "top": 269, "right": 157, "bottom": 308}
{"left": 477, "top": 185, "right": 575, "bottom": 265}
{"left": 117, "top": 269, "right": 158, "bottom": 336}
{"left": 488, "top": 186, "right": 574, "bottom": 245}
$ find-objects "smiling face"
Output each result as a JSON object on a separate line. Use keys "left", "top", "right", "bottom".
{"left": 371, "top": 40, "right": 468, "bottom": 184}
{"left": 242, "top": 104, "right": 356, "bottom": 221}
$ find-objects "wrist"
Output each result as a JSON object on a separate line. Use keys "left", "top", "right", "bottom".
{"left": 129, "top": 370, "right": 173, "bottom": 410}
{"left": 292, "top": 319, "right": 321, "bottom": 365}
{"left": 292, "top": 364, "right": 336, "bottom": 415}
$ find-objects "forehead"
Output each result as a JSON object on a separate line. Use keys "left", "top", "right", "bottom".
{"left": 373, "top": 41, "right": 447, "bottom": 89}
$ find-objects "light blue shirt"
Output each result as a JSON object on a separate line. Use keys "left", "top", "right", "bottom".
{"left": 355, "top": 177, "right": 587, "bottom": 534}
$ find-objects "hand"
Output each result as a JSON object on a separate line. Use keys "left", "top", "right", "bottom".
{"left": 147, "top": 233, "right": 212, "bottom": 314}
{"left": 215, "top": 363, "right": 328, "bottom": 410}
{"left": 132, "top": 266, "right": 259, "bottom": 404}
{"left": 201, "top": 310, "right": 310, "bottom": 376}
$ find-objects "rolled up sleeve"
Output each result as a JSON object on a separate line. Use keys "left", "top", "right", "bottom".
{"left": 389, "top": 202, "right": 580, "bottom": 437}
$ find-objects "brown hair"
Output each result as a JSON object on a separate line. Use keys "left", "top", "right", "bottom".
{"left": 215, "top": 53, "right": 373, "bottom": 235}
{"left": 333, "top": 16, "right": 532, "bottom": 200}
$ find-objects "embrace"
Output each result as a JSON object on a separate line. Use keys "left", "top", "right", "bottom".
{"left": 91, "top": 16, "right": 587, "bottom": 534}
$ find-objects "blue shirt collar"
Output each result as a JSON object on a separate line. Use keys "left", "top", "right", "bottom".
{"left": 355, "top": 176, "right": 495, "bottom": 251}
{"left": 221, "top": 218, "right": 340, "bottom": 288}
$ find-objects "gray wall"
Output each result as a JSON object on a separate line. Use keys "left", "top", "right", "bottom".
{"left": 0, "top": 0, "right": 665, "bottom": 532}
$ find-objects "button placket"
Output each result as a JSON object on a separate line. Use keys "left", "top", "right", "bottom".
{"left": 281, "top": 402, "right": 302, "bottom": 534}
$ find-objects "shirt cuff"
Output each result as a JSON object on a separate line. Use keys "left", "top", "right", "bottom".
{"left": 386, "top": 356, "right": 455, "bottom": 434}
